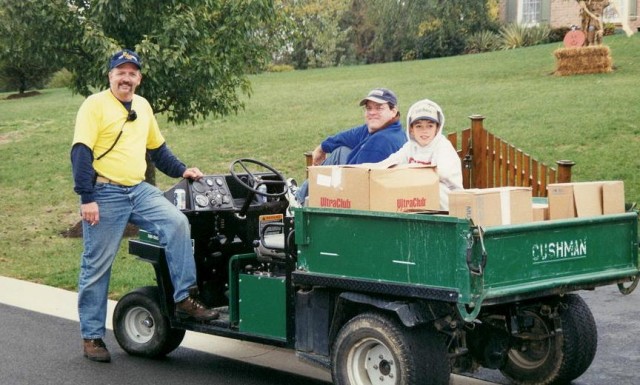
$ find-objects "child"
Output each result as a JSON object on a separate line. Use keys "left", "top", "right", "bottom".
{"left": 378, "top": 99, "right": 463, "bottom": 210}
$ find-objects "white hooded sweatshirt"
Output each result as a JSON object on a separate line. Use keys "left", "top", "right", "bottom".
{"left": 381, "top": 99, "right": 463, "bottom": 210}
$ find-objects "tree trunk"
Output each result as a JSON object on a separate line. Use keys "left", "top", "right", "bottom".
{"left": 145, "top": 153, "right": 157, "bottom": 185}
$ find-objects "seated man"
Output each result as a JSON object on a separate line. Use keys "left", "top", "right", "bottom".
{"left": 293, "top": 88, "right": 407, "bottom": 205}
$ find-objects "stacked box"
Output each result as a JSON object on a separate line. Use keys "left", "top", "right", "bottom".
{"left": 369, "top": 165, "right": 440, "bottom": 212}
{"left": 532, "top": 203, "right": 549, "bottom": 222}
{"left": 308, "top": 166, "right": 370, "bottom": 210}
{"left": 308, "top": 164, "right": 440, "bottom": 213}
{"left": 548, "top": 181, "right": 625, "bottom": 219}
{"left": 448, "top": 187, "right": 533, "bottom": 227}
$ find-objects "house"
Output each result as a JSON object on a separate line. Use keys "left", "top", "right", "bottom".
{"left": 499, "top": 0, "right": 640, "bottom": 31}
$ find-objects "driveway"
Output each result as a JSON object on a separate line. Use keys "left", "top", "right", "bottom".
{"left": 0, "top": 276, "right": 637, "bottom": 384}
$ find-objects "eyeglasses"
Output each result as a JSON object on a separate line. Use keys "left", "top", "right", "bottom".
{"left": 364, "top": 104, "right": 390, "bottom": 113}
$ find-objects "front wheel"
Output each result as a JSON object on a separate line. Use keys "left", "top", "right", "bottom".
{"left": 501, "top": 294, "right": 597, "bottom": 385}
{"left": 113, "top": 286, "right": 185, "bottom": 358}
{"left": 331, "top": 311, "right": 450, "bottom": 385}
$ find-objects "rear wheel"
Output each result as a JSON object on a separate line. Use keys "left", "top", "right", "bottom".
{"left": 501, "top": 294, "right": 597, "bottom": 385}
{"left": 113, "top": 286, "right": 185, "bottom": 358}
{"left": 331, "top": 311, "right": 450, "bottom": 385}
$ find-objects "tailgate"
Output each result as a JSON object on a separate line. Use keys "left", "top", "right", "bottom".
{"left": 478, "top": 212, "right": 639, "bottom": 301}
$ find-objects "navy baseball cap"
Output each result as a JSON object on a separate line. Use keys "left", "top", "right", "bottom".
{"left": 359, "top": 88, "right": 398, "bottom": 106}
{"left": 109, "top": 49, "right": 141, "bottom": 70}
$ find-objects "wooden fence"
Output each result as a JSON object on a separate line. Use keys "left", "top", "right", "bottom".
{"left": 447, "top": 115, "right": 574, "bottom": 197}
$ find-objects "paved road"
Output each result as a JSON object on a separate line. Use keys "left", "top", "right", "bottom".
{"left": 0, "top": 276, "right": 491, "bottom": 385}
{"left": 0, "top": 276, "right": 638, "bottom": 384}
{"left": 1, "top": 303, "right": 331, "bottom": 385}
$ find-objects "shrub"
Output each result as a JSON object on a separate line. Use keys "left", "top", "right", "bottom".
{"left": 549, "top": 26, "right": 572, "bottom": 43}
{"left": 526, "top": 24, "right": 551, "bottom": 45}
{"left": 603, "top": 22, "right": 615, "bottom": 36}
{"left": 499, "top": 23, "right": 550, "bottom": 49}
{"left": 465, "top": 30, "right": 501, "bottom": 54}
{"left": 401, "top": 50, "right": 417, "bottom": 61}
{"left": 499, "top": 23, "right": 526, "bottom": 49}
{"left": 266, "top": 64, "right": 295, "bottom": 73}
{"left": 47, "top": 68, "right": 73, "bottom": 89}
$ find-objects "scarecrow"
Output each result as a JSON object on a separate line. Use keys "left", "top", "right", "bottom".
{"left": 578, "top": 0, "right": 634, "bottom": 46}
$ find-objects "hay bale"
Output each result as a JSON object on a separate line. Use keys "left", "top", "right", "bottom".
{"left": 553, "top": 46, "right": 612, "bottom": 76}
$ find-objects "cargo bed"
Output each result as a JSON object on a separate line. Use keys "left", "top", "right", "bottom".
{"left": 294, "top": 207, "right": 639, "bottom": 321}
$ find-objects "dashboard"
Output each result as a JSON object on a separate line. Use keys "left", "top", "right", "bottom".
{"left": 163, "top": 172, "right": 283, "bottom": 213}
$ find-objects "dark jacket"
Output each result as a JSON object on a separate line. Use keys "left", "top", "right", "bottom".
{"left": 321, "top": 120, "right": 406, "bottom": 164}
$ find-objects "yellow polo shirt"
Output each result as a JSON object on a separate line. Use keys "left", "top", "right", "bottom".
{"left": 72, "top": 90, "right": 165, "bottom": 186}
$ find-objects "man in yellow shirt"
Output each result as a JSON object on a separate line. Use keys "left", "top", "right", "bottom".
{"left": 71, "top": 49, "right": 218, "bottom": 363}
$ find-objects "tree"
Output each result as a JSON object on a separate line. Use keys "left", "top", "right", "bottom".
{"left": 281, "top": 0, "right": 352, "bottom": 69}
{"left": 0, "top": 0, "right": 282, "bottom": 124}
{"left": 293, "top": 0, "right": 500, "bottom": 65}
{"left": 414, "top": 0, "right": 500, "bottom": 59}
{"left": 0, "top": 59, "right": 55, "bottom": 94}
{"left": 0, "top": 1, "right": 64, "bottom": 93}
{"left": 361, "top": 0, "right": 431, "bottom": 63}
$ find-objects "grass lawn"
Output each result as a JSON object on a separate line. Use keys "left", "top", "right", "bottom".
{"left": 0, "top": 34, "right": 638, "bottom": 299}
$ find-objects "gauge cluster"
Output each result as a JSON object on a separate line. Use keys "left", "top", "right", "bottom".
{"left": 189, "top": 176, "right": 233, "bottom": 211}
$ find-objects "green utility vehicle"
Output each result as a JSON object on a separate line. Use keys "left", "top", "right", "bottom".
{"left": 113, "top": 159, "right": 639, "bottom": 385}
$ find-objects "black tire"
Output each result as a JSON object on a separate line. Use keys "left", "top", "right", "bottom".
{"left": 331, "top": 311, "right": 450, "bottom": 385}
{"left": 501, "top": 294, "right": 597, "bottom": 385}
{"left": 113, "top": 286, "right": 186, "bottom": 358}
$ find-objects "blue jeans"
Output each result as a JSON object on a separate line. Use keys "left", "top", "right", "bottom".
{"left": 295, "top": 146, "right": 352, "bottom": 205}
{"left": 78, "top": 181, "right": 196, "bottom": 339}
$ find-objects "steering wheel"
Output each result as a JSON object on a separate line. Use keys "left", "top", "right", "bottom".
{"left": 229, "top": 158, "right": 287, "bottom": 202}
{"left": 229, "top": 158, "right": 287, "bottom": 217}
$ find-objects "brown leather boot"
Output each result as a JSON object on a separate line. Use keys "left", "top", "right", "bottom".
{"left": 83, "top": 338, "right": 111, "bottom": 363}
{"left": 175, "top": 295, "right": 219, "bottom": 321}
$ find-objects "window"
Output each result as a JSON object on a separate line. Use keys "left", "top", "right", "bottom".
{"left": 603, "top": 0, "right": 625, "bottom": 23}
{"left": 521, "top": 0, "right": 542, "bottom": 24}
{"left": 507, "top": 0, "right": 548, "bottom": 26}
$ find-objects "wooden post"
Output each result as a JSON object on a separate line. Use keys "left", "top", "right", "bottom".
{"left": 461, "top": 129, "right": 472, "bottom": 189}
{"left": 556, "top": 160, "right": 575, "bottom": 183}
{"left": 470, "top": 115, "right": 486, "bottom": 189}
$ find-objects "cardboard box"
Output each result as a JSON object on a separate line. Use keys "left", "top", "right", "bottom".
{"left": 369, "top": 164, "right": 440, "bottom": 212}
{"left": 547, "top": 184, "right": 577, "bottom": 219}
{"left": 532, "top": 202, "right": 549, "bottom": 222}
{"left": 602, "top": 181, "right": 625, "bottom": 214}
{"left": 308, "top": 166, "right": 370, "bottom": 210}
{"left": 449, "top": 187, "right": 533, "bottom": 227}
{"left": 307, "top": 164, "right": 440, "bottom": 213}
{"left": 548, "top": 181, "right": 625, "bottom": 219}
{"left": 573, "top": 182, "right": 603, "bottom": 217}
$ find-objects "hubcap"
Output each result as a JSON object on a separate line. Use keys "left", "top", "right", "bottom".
{"left": 348, "top": 337, "right": 398, "bottom": 385}
{"left": 508, "top": 311, "right": 552, "bottom": 369}
{"left": 124, "top": 306, "right": 155, "bottom": 344}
